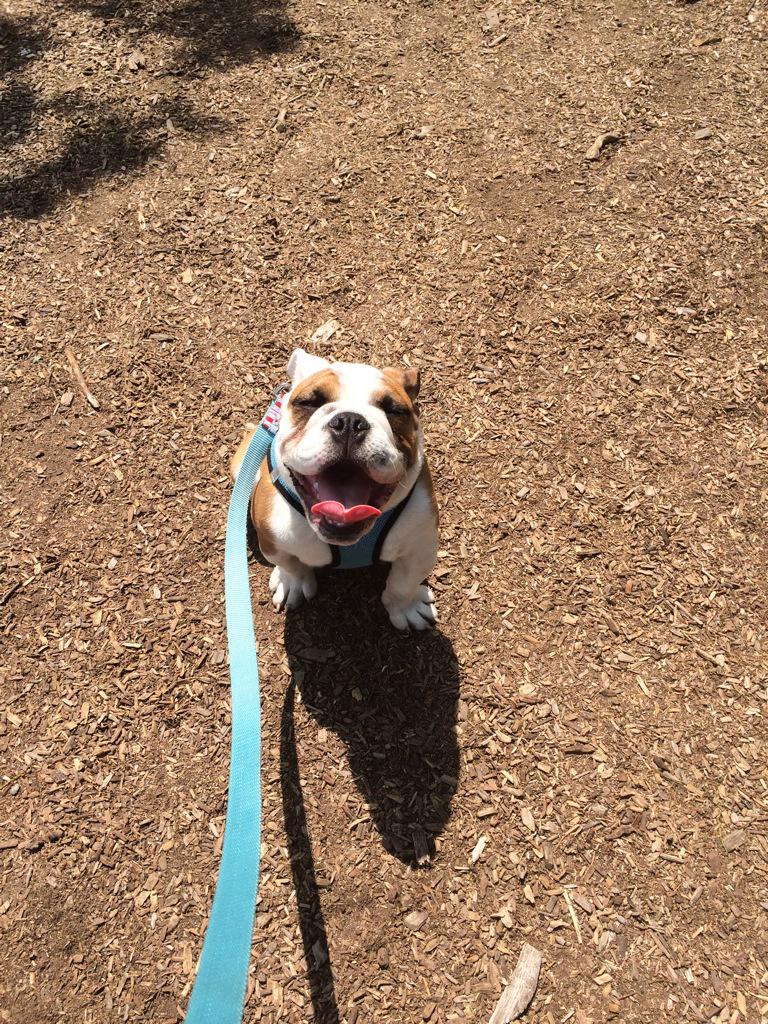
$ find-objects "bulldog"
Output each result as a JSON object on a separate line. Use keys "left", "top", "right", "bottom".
{"left": 231, "top": 349, "right": 439, "bottom": 630}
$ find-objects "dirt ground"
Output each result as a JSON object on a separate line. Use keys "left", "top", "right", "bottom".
{"left": 2, "top": 0, "right": 767, "bottom": 1021}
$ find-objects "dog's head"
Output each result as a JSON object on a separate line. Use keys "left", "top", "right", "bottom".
{"left": 275, "top": 349, "right": 423, "bottom": 545}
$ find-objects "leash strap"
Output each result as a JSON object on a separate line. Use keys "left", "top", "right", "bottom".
{"left": 184, "top": 394, "right": 284, "bottom": 1024}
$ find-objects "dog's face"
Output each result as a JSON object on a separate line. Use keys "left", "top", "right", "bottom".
{"left": 276, "top": 349, "right": 422, "bottom": 545}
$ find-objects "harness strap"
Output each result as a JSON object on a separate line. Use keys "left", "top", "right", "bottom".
{"left": 266, "top": 444, "right": 304, "bottom": 517}
{"left": 370, "top": 493, "right": 410, "bottom": 562}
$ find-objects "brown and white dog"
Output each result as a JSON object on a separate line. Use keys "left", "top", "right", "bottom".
{"left": 231, "top": 349, "right": 439, "bottom": 630}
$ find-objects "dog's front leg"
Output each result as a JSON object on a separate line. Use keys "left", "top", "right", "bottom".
{"left": 382, "top": 549, "right": 438, "bottom": 631}
{"left": 267, "top": 554, "right": 318, "bottom": 612}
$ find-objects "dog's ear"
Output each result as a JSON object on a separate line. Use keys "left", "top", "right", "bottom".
{"left": 385, "top": 366, "right": 420, "bottom": 401}
{"left": 287, "top": 348, "right": 331, "bottom": 386}
{"left": 402, "top": 367, "right": 420, "bottom": 400}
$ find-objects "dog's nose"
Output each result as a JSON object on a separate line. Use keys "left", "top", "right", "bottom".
{"left": 329, "top": 411, "right": 370, "bottom": 441}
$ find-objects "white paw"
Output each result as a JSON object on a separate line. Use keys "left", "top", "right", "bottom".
{"left": 269, "top": 565, "right": 317, "bottom": 611}
{"left": 385, "top": 585, "right": 437, "bottom": 631}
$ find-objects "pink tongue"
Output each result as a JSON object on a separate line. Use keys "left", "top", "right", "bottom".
{"left": 311, "top": 501, "right": 381, "bottom": 524}
{"left": 311, "top": 464, "right": 379, "bottom": 524}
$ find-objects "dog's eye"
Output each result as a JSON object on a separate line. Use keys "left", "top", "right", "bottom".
{"left": 294, "top": 391, "right": 327, "bottom": 410}
{"left": 377, "top": 396, "right": 409, "bottom": 417}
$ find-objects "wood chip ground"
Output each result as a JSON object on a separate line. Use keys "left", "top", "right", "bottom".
{"left": 1, "top": 1, "right": 767, "bottom": 1022}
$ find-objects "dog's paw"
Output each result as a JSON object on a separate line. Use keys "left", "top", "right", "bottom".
{"left": 269, "top": 565, "right": 317, "bottom": 611}
{"left": 385, "top": 585, "right": 437, "bottom": 631}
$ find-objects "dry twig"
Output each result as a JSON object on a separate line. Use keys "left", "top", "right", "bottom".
{"left": 64, "top": 346, "right": 100, "bottom": 409}
{"left": 489, "top": 943, "right": 543, "bottom": 1023}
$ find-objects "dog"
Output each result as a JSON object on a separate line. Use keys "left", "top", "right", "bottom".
{"left": 231, "top": 349, "right": 439, "bottom": 630}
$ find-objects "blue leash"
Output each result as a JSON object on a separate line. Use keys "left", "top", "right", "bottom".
{"left": 184, "top": 392, "right": 285, "bottom": 1024}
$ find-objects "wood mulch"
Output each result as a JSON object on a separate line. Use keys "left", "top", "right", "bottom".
{"left": 1, "top": 1, "right": 767, "bottom": 1022}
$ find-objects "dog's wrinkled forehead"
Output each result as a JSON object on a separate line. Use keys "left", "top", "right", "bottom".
{"left": 291, "top": 366, "right": 341, "bottom": 409}
{"left": 290, "top": 363, "right": 393, "bottom": 409}
{"left": 286, "top": 348, "right": 419, "bottom": 414}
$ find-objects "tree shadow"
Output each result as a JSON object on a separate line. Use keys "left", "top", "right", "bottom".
{"left": 280, "top": 568, "right": 460, "bottom": 1021}
{"left": 63, "top": 0, "right": 301, "bottom": 70}
{"left": 0, "top": 2, "right": 300, "bottom": 218}
{"left": 0, "top": 14, "right": 48, "bottom": 75}
{"left": 0, "top": 16, "right": 46, "bottom": 158}
{"left": 0, "top": 80, "right": 37, "bottom": 153}
{"left": 0, "top": 95, "right": 225, "bottom": 218}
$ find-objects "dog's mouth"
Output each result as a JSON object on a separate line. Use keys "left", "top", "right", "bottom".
{"left": 288, "top": 460, "right": 398, "bottom": 544}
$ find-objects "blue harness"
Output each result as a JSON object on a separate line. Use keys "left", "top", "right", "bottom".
{"left": 265, "top": 443, "right": 413, "bottom": 569}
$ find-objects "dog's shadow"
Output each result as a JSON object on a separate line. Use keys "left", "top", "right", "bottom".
{"left": 284, "top": 567, "right": 460, "bottom": 861}
{"left": 278, "top": 565, "right": 460, "bottom": 1021}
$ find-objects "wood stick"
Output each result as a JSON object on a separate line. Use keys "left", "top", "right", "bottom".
{"left": 64, "top": 346, "right": 100, "bottom": 409}
{"left": 489, "top": 942, "right": 543, "bottom": 1023}
{"left": 585, "top": 132, "right": 621, "bottom": 161}
{"left": 563, "top": 890, "right": 583, "bottom": 944}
